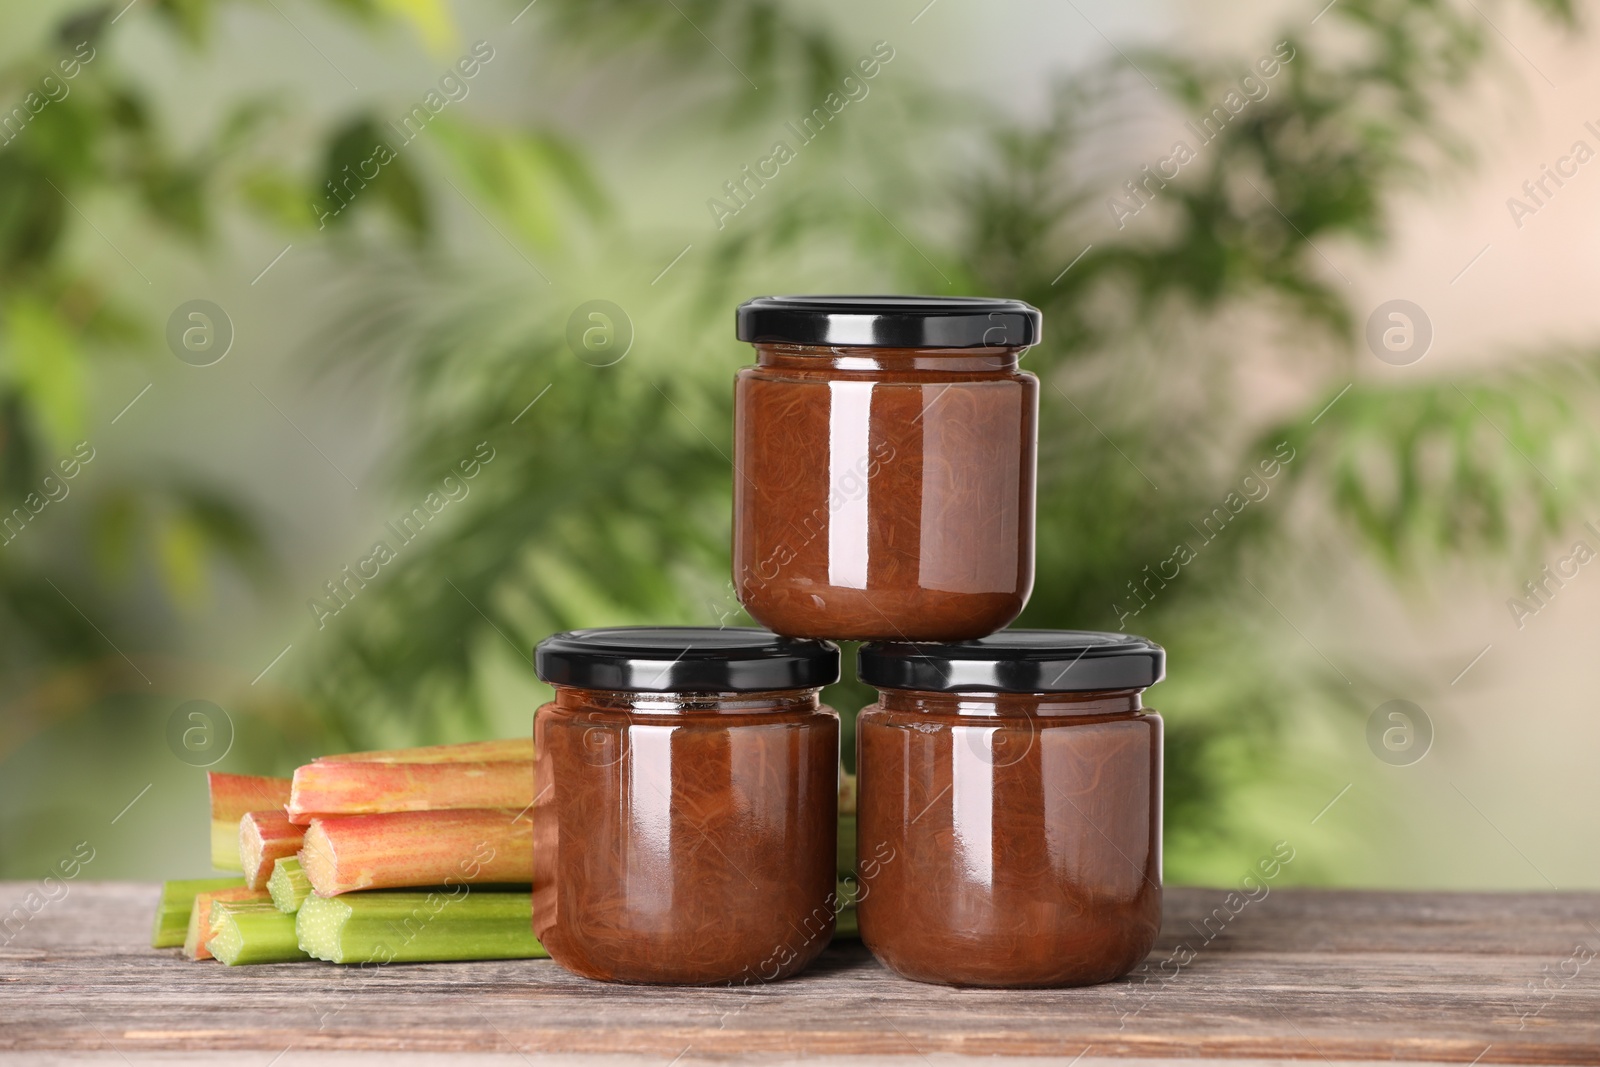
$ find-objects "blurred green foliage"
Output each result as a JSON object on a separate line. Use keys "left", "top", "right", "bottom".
{"left": 2, "top": 0, "right": 1596, "bottom": 884}
{"left": 0, "top": 4, "right": 277, "bottom": 702}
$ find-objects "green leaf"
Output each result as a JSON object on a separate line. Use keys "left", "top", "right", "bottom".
{"left": 1, "top": 295, "right": 83, "bottom": 452}
{"left": 156, "top": 507, "right": 210, "bottom": 607}
{"left": 152, "top": 0, "right": 218, "bottom": 46}
{"left": 316, "top": 115, "right": 430, "bottom": 240}
{"left": 426, "top": 119, "right": 608, "bottom": 253}
{"left": 241, "top": 169, "right": 320, "bottom": 231}
{"left": 1267, "top": 361, "right": 1600, "bottom": 571}
{"left": 373, "top": 0, "right": 460, "bottom": 57}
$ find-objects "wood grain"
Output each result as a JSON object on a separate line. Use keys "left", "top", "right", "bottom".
{"left": 2, "top": 883, "right": 1597, "bottom": 1063}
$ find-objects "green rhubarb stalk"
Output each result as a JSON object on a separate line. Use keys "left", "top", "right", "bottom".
{"left": 267, "top": 856, "right": 312, "bottom": 914}
{"left": 184, "top": 887, "right": 271, "bottom": 960}
{"left": 150, "top": 877, "right": 245, "bottom": 948}
{"left": 208, "top": 773, "right": 292, "bottom": 871}
{"left": 836, "top": 766, "right": 856, "bottom": 881}
{"left": 837, "top": 813, "right": 857, "bottom": 881}
{"left": 296, "top": 889, "right": 546, "bottom": 964}
{"left": 834, "top": 797, "right": 859, "bottom": 942}
{"left": 208, "top": 899, "right": 310, "bottom": 965}
{"left": 833, "top": 878, "right": 860, "bottom": 941}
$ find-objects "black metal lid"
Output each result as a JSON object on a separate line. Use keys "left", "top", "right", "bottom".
{"left": 536, "top": 627, "right": 840, "bottom": 692}
{"left": 736, "top": 295, "right": 1042, "bottom": 349}
{"left": 857, "top": 629, "right": 1164, "bottom": 693}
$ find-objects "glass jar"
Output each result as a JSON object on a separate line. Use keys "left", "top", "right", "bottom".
{"left": 532, "top": 627, "right": 841, "bottom": 985}
{"left": 854, "top": 630, "right": 1164, "bottom": 988}
{"left": 733, "top": 296, "right": 1041, "bottom": 642}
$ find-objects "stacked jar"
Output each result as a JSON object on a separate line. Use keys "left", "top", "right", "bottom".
{"left": 531, "top": 296, "right": 1165, "bottom": 988}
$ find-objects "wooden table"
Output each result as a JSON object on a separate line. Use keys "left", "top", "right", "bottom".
{"left": 2, "top": 883, "right": 1597, "bottom": 1064}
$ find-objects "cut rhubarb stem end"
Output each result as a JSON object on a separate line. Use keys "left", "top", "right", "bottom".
{"left": 183, "top": 887, "right": 271, "bottom": 960}
{"left": 268, "top": 857, "right": 312, "bottom": 914}
{"left": 151, "top": 878, "right": 244, "bottom": 948}
{"left": 240, "top": 810, "right": 305, "bottom": 890}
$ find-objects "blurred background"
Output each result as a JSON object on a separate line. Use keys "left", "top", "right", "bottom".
{"left": 2, "top": 0, "right": 1597, "bottom": 891}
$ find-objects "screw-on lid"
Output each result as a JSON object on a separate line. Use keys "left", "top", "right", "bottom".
{"left": 736, "top": 295, "right": 1042, "bottom": 348}
{"left": 536, "top": 627, "right": 841, "bottom": 692}
{"left": 857, "top": 629, "right": 1164, "bottom": 693}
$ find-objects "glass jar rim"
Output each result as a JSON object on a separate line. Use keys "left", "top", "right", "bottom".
{"left": 858, "top": 629, "right": 1163, "bottom": 693}
{"left": 736, "top": 295, "right": 1041, "bottom": 348}
{"left": 536, "top": 626, "right": 840, "bottom": 692}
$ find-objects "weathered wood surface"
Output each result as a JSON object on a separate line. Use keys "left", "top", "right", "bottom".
{"left": 2, "top": 883, "right": 1598, "bottom": 1063}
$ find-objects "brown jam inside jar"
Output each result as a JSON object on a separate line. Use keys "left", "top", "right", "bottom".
{"left": 532, "top": 627, "right": 841, "bottom": 986}
{"left": 733, "top": 296, "right": 1041, "bottom": 642}
{"left": 854, "top": 630, "right": 1164, "bottom": 988}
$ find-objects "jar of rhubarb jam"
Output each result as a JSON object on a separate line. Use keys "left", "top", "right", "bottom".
{"left": 733, "top": 296, "right": 1041, "bottom": 642}
{"left": 532, "top": 627, "right": 841, "bottom": 985}
{"left": 855, "top": 630, "right": 1164, "bottom": 988}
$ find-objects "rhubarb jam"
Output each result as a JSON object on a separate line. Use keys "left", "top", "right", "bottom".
{"left": 532, "top": 627, "right": 840, "bottom": 985}
{"left": 733, "top": 296, "right": 1041, "bottom": 642}
{"left": 855, "top": 630, "right": 1164, "bottom": 988}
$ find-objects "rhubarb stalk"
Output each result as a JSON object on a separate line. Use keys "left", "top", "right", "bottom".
{"left": 240, "top": 810, "right": 305, "bottom": 890}
{"left": 208, "top": 899, "right": 309, "bottom": 965}
{"left": 296, "top": 889, "right": 547, "bottom": 963}
{"left": 208, "top": 773, "right": 292, "bottom": 871}
{"left": 298, "top": 808, "right": 533, "bottom": 896}
{"left": 838, "top": 771, "right": 857, "bottom": 882}
{"left": 287, "top": 740, "right": 534, "bottom": 824}
{"left": 183, "top": 886, "right": 271, "bottom": 960}
{"left": 150, "top": 878, "right": 244, "bottom": 948}
{"left": 312, "top": 739, "right": 533, "bottom": 763}
{"left": 835, "top": 776, "right": 859, "bottom": 942}
{"left": 267, "top": 857, "right": 312, "bottom": 914}
{"left": 834, "top": 878, "right": 860, "bottom": 940}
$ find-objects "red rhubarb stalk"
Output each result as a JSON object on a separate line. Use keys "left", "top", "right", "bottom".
{"left": 297, "top": 808, "right": 533, "bottom": 897}
{"left": 182, "top": 886, "right": 271, "bottom": 960}
{"left": 287, "top": 742, "right": 533, "bottom": 824}
{"left": 240, "top": 811, "right": 306, "bottom": 891}
{"left": 314, "top": 739, "right": 533, "bottom": 763}
{"left": 208, "top": 773, "right": 292, "bottom": 871}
